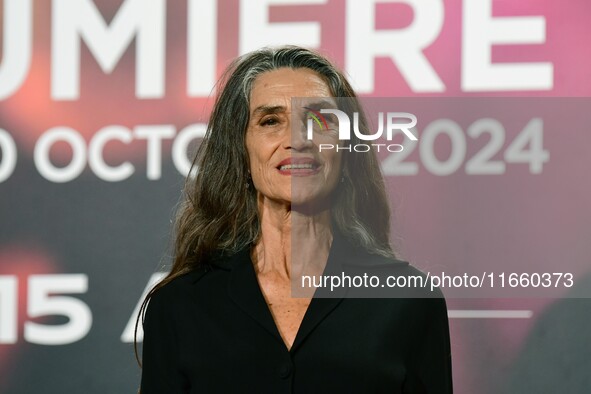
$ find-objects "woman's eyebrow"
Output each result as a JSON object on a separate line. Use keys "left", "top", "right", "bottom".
{"left": 303, "top": 99, "right": 336, "bottom": 111}
{"left": 251, "top": 105, "right": 287, "bottom": 117}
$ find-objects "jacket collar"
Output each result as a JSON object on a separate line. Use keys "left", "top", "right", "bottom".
{"left": 208, "top": 230, "right": 407, "bottom": 353}
{"left": 208, "top": 229, "right": 407, "bottom": 271}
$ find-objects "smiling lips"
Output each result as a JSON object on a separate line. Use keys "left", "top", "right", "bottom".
{"left": 277, "top": 158, "right": 321, "bottom": 176}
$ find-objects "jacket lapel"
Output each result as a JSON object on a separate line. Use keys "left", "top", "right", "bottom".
{"left": 224, "top": 229, "right": 391, "bottom": 354}
{"left": 289, "top": 231, "right": 350, "bottom": 353}
{"left": 227, "top": 247, "right": 286, "bottom": 347}
{"left": 290, "top": 229, "right": 407, "bottom": 352}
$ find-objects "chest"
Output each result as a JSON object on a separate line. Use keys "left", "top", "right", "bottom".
{"left": 178, "top": 292, "right": 412, "bottom": 393}
{"left": 255, "top": 273, "right": 312, "bottom": 350}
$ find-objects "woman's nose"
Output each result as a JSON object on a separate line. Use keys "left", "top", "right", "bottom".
{"left": 284, "top": 118, "right": 313, "bottom": 150}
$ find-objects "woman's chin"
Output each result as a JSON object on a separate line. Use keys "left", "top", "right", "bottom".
{"left": 290, "top": 193, "right": 332, "bottom": 212}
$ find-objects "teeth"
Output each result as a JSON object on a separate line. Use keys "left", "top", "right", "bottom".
{"left": 280, "top": 163, "right": 315, "bottom": 170}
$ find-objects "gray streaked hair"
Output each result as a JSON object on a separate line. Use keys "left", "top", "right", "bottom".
{"left": 135, "top": 45, "right": 395, "bottom": 365}
{"left": 161, "top": 45, "right": 395, "bottom": 297}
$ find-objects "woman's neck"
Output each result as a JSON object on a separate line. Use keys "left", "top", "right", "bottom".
{"left": 252, "top": 195, "right": 333, "bottom": 282}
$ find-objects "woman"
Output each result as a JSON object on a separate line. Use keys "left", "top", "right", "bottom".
{"left": 138, "top": 46, "right": 453, "bottom": 393}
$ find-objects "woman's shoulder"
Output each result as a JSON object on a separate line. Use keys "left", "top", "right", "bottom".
{"left": 147, "top": 265, "right": 210, "bottom": 305}
{"left": 339, "top": 250, "right": 446, "bottom": 299}
{"left": 341, "top": 248, "right": 428, "bottom": 277}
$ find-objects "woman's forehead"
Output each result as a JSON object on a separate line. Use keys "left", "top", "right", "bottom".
{"left": 249, "top": 68, "right": 332, "bottom": 112}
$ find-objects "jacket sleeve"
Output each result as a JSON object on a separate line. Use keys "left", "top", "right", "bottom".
{"left": 140, "top": 288, "right": 190, "bottom": 393}
{"left": 403, "top": 290, "right": 454, "bottom": 394}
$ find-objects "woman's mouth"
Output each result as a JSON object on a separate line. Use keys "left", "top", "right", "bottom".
{"left": 279, "top": 163, "right": 315, "bottom": 170}
{"left": 277, "top": 159, "right": 321, "bottom": 175}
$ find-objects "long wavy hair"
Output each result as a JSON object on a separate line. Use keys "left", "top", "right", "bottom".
{"left": 135, "top": 46, "right": 395, "bottom": 365}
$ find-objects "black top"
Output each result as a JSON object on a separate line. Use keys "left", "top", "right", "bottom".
{"left": 140, "top": 231, "right": 453, "bottom": 393}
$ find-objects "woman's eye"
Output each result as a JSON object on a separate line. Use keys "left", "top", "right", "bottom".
{"left": 324, "top": 114, "right": 338, "bottom": 126}
{"left": 261, "top": 117, "right": 279, "bottom": 126}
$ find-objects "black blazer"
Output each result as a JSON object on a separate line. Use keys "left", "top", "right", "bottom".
{"left": 140, "top": 231, "right": 453, "bottom": 393}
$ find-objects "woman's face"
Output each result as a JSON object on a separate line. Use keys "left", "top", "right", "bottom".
{"left": 245, "top": 68, "right": 342, "bottom": 207}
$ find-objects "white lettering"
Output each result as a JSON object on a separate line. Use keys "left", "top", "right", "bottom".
{"left": 239, "top": 0, "right": 325, "bottom": 54}
{"left": 134, "top": 125, "right": 176, "bottom": 180}
{"left": 0, "top": 0, "right": 32, "bottom": 99}
{"left": 52, "top": 0, "right": 166, "bottom": 100}
{"left": 462, "top": 0, "right": 553, "bottom": 91}
{"left": 34, "top": 127, "right": 87, "bottom": 183}
{"left": 346, "top": 0, "right": 445, "bottom": 93}
{"left": 88, "top": 126, "right": 135, "bottom": 182}
{"left": 172, "top": 123, "right": 207, "bottom": 177}
{"left": 187, "top": 0, "right": 217, "bottom": 96}
{"left": 0, "top": 129, "right": 18, "bottom": 183}
{"left": 387, "top": 112, "right": 418, "bottom": 140}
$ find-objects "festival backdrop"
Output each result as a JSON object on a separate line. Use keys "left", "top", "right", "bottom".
{"left": 1, "top": 0, "right": 590, "bottom": 393}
